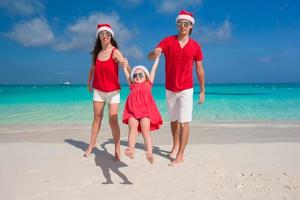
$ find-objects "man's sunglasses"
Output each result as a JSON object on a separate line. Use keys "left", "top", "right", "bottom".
{"left": 177, "top": 21, "right": 190, "bottom": 28}
{"left": 133, "top": 72, "right": 144, "bottom": 79}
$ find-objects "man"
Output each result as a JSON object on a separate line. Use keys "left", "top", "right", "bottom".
{"left": 148, "top": 10, "right": 205, "bottom": 165}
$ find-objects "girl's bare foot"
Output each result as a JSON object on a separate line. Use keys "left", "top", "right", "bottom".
{"left": 125, "top": 148, "right": 135, "bottom": 159}
{"left": 146, "top": 152, "right": 154, "bottom": 164}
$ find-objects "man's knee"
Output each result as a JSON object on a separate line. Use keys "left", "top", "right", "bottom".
{"left": 180, "top": 122, "right": 189, "bottom": 129}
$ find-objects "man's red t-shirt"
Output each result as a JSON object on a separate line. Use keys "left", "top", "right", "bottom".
{"left": 157, "top": 35, "right": 203, "bottom": 92}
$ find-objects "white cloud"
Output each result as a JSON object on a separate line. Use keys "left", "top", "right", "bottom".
{"left": 53, "top": 12, "right": 144, "bottom": 60}
{"left": 197, "top": 19, "right": 232, "bottom": 43}
{"left": 124, "top": 45, "right": 144, "bottom": 60}
{"left": 4, "top": 10, "right": 145, "bottom": 60}
{"left": 54, "top": 12, "right": 132, "bottom": 52}
{"left": 7, "top": 17, "right": 54, "bottom": 47}
{"left": 0, "top": 0, "right": 45, "bottom": 16}
{"left": 154, "top": 0, "right": 203, "bottom": 14}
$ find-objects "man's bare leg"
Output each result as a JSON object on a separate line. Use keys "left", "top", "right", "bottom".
{"left": 169, "top": 120, "right": 180, "bottom": 159}
{"left": 170, "top": 122, "right": 189, "bottom": 165}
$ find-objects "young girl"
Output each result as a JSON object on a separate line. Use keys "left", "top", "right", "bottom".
{"left": 122, "top": 58, "right": 163, "bottom": 164}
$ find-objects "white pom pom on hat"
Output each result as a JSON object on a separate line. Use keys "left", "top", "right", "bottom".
{"left": 96, "top": 23, "right": 114, "bottom": 38}
{"left": 176, "top": 10, "right": 195, "bottom": 25}
{"left": 130, "top": 65, "right": 150, "bottom": 81}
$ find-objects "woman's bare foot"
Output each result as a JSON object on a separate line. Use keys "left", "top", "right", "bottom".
{"left": 84, "top": 148, "right": 93, "bottom": 157}
{"left": 83, "top": 144, "right": 96, "bottom": 157}
{"left": 146, "top": 152, "right": 154, "bottom": 164}
{"left": 125, "top": 148, "right": 135, "bottom": 159}
{"left": 115, "top": 151, "right": 121, "bottom": 161}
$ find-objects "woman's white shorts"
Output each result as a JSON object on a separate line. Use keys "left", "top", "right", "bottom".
{"left": 93, "top": 89, "right": 120, "bottom": 104}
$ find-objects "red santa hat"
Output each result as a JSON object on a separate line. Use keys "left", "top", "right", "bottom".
{"left": 176, "top": 10, "right": 195, "bottom": 25}
{"left": 96, "top": 24, "right": 114, "bottom": 38}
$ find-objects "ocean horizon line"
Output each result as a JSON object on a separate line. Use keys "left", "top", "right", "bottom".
{"left": 1, "top": 82, "right": 300, "bottom": 87}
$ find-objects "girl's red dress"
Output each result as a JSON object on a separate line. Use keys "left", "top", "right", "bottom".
{"left": 123, "top": 80, "right": 162, "bottom": 131}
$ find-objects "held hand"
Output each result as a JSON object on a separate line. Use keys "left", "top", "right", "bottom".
{"left": 122, "top": 58, "right": 129, "bottom": 69}
{"left": 154, "top": 48, "right": 162, "bottom": 58}
{"left": 198, "top": 92, "right": 205, "bottom": 104}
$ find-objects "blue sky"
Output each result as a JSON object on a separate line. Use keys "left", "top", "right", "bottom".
{"left": 0, "top": 0, "right": 299, "bottom": 84}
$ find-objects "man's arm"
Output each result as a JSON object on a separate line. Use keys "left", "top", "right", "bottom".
{"left": 195, "top": 61, "right": 205, "bottom": 104}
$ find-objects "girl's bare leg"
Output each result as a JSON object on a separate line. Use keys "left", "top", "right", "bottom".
{"left": 140, "top": 118, "right": 153, "bottom": 164}
{"left": 125, "top": 117, "right": 138, "bottom": 159}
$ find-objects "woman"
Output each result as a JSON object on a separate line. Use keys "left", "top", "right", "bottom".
{"left": 85, "top": 23, "right": 126, "bottom": 160}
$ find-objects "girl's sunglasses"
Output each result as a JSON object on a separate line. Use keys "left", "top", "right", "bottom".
{"left": 133, "top": 72, "right": 144, "bottom": 79}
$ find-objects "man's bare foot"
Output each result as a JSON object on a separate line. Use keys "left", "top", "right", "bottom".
{"left": 168, "top": 148, "right": 178, "bottom": 160}
{"left": 168, "top": 158, "right": 184, "bottom": 166}
{"left": 168, "top": 152, "right": 177, "bottom": 160}
{"left": 125, "top": 148, "right": 135, "bottom": 159}
{"left": 146, "top": 152, "right": 154, "bottom": 164}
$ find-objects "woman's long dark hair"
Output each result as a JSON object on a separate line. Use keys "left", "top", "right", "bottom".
{"left": 90, "top": 35, "right": 118, "bottom": 64}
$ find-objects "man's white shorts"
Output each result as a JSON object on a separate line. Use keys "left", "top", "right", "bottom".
{"left": 166, "top": 88, "right": 193, "bottom": 123}
{"left": 93, "top": 89, "right": 120, "bottom": 104}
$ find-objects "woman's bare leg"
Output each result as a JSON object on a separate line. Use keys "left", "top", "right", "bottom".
{"left": 84, "top": 101, "right": 105, "bottom": 157}
{"left": 108, "top": 103, "right": 121, "bottom": 161}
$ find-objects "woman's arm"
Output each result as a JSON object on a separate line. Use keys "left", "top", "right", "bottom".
{"left": 148, "top": 57, "right": 160, "bottom": 83}
{"left": 113, "top": 49, "right": 131, "bottom": 73}
{"left": 87, "top": 64, "right": 95, "bottom": 93}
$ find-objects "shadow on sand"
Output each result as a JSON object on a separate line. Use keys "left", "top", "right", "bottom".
{"left": 65, "top": 139, "right": 171, "bottom": 185}
{"left": 65, "top": 139, "right": 132, "bottom": 185}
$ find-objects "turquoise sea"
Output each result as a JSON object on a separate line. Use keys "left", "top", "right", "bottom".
{"left": 1, "top": 83, "right": 300, "bottom": 125}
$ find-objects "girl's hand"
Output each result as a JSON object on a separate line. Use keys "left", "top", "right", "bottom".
{"left": 198, "top": 92, "right": 205, "bottom": 104}
{"left": 154, "top": 48, "right": 162, "bottom": 58}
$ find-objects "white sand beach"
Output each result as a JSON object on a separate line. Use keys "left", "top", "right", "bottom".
{"left": 1, "top": 121, "right": 300, "bottom": 200}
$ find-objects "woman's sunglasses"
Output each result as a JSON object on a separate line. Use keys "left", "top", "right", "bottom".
{"left": 133, "top": 72, "right": 144, "bottom": 79}
{"left": 99, "top": 31, "right": 111, "bottom": 37}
